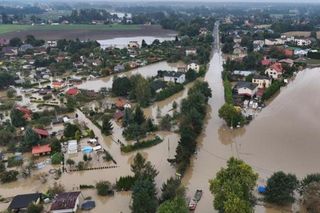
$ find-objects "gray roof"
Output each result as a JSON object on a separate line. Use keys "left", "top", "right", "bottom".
{"left": 253, "top": 75, "right": 270, "bottom": 80}
{"left": 235, "top": 81, "right": 258, "bottom": 90}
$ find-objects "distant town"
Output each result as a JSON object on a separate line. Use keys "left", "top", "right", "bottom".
{"left": 0, "top": 1, "right": 320, "bottom": 213}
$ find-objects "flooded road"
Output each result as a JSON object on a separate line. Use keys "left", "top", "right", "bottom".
{"left": 183, "top": 21, "right": 320, "bottom": 213}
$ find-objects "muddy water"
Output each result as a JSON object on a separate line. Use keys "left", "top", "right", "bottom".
{"left": 78, "top": 61, "right": 177, "bottom": 91}
{"left": 183, "top": 22, "right": 320, "bottom": 213}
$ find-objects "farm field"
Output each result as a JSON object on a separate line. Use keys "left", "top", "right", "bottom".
{"left": 0, "top": 24, "right": 176, "bottom": 40}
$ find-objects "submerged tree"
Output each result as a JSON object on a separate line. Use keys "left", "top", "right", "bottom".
{"left": 101, "top": 115, "right": 113, "bottom": 135}
{"left": 209, "top": 157, "right": 258, "bottom": 212}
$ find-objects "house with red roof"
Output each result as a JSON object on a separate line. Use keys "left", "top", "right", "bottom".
{"left": 32, "top": 144, "right": 52, "bottom": 156}
{"left": 51, "top": 81, "right": 65, "bottom": 89}
{"left": 33, "top": 128, "right": 49, "bottom": 138}
{"left": 66, "top": 88, "right": 80, "bottom": 96}
{"left": 16, "top": 105, "right": 32, "bottom": 121}
{"left": 50, "top": 191, "right": 81, "bottom": 213}
{"left": 265, "top": 63, "right": 283, "bottom": 79}
{"left": 283, "top": 48, "right": 294, "bottom": 57}
{"left": 115, "top": 98, "right": 127, "bottom": 109}
{"left": 261, "top": 57, "right": 271, "bottom": 66}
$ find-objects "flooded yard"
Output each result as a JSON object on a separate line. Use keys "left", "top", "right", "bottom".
{"left": 78, "top": 61, "right": 178, "bottom": 91}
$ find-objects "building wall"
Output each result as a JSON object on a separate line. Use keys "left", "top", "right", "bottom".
{"left": 252, "top": 79, "right": 272, "bottom": 89}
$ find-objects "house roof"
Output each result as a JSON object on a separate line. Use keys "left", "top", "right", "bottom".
{"left": 33, "top": 128, "right": 49, "bottom": 137}
{"left": 115, "top": 98, "right": 127, "bottom": 108}
{"left": 270, "top": 63, "right": 283, "bottom": 73}
{"left": 113, "top": 111, "right": 125, "bottom": 120}
{"left": 235, "top": 81, "right": 258, "bottom": 90}
{"left": 32, "top": 144, "right": 52, "bottom": 155}
{"left": 8, "top": 193, "right": 42, "bottom": 210}
{"left": 50, "top": 191, "right": 81, "bottom": 211}
{"left": 261, "top": 58, "right": 271, "bottom": 66}
{"left": 162, "top": 71, "right": 185, "bottom": 78}
{"left": 253, "top": 75, "right": 270, "bottom": 80}
{"left": 66, "top": 88, "right": 79, "bottom": 96}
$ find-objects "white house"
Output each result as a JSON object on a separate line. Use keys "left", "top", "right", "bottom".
{"left": 67, "top": 140, "right": 78, "bottom": 154}
{"left": 50, "top": 191, "right": 81, "bottom": 213}
{"left": 234, "top": 81, "right": 258, "bottom": 97}
{"left": 163, "top": 71, "right": 186, "bottom": 84}
{"left": 47, "top": 40, "right": 57, "bottom": 47}
{"left": 252, "top": 75, "right": 272, "bottom": 89}
{"left": 295, "top": 38, "right": 312, "bottom": 47}
{"left": 187, "top": 62, "right": 200, "bottom": 72}
{"left": 264, "top": 38, "right": 285, "bottom": 46}
{"left": 128, "top": 41, "right": 140, "bottom": 49}
{"left": 265, "top": 63, "right": 283, "bottom": 79}
{"left": 185, "top": 48, "right": 197, "bottom": 56}
{"left": 253, "top": 40, "right": 265, "bottom": 52}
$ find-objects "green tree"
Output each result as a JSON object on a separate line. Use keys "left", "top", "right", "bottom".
{"left": 0, "top": 162, "right": 5, "bottom": 173}
{"left": 131, "top": 178, "right": 158, "bottom": 213}
{"left": 102, "top": 115, "right": 113, "bottom": 135}
{"left": 0, "top": 129, "right": 14, "bottom": 146}
{"left": 75, "top": 130, "right": 82, "bottom": 141}
{"left": 9, "top": 37, "right": 22, "bottom": 47}
{"left": 159, "top": 114, "right": 171, "bottom": 131}
{"left": 0, "top": 170, "right": 19, "bottom": 183}
{"left": 300, "top": 173, "right": 320, "bottom": 194}
{"left": 157, "top": 196, "right": 188, "bottom": 213}
{"left": 133, "top": 105, "right": 145, "bottom": 125}
{"left": 112, "top": 77, "right": 132, "bottom": 96}
{"left": 7, "top": 88, "right": 16, "bottom": 98}
{"left": 10, "top": 108, "right": 27, "bottom": 127}
{"left": 96, "top": 181, "right": 113, "bottom": 196}
{"left": 142, "top": 39, "right": 148, "bottom": 48}
{"left": 27, "top": 203, "right": 43, "bottom": 213}
{"left": 131, "top": 153, "right": 158, "bottom": 180}
{"left": 66, "top": 159, "right": 75, "bottom": 168}
{"left": 66, "top": 96, "right": 77, "bottom": 112}
{"left": 88, "top": 129, "right": 95, "bottom": 138}
{"left": 160, "top": 177, "right": 183, "bottom": 203}
{"left": 63, "top": 123, "right": 79, "bottom": 138}
{"left": 23, "top": 127, "right": 40, "bottom": 148}
{"left": 264, "top": 171, "right": 299, "bottom": 205}
{"left": 51, "top": 153, "right": 64, "bottom": 165}
{"left": 49, "top": 138, "right": 61, "bottom": 153}
{"left": 302, "top": 182, "right": 320, "bottom": 213}
{"left": 209, "top": 157, "right": 258, "bottom": 212}
{"left": 218, "top": 104, "right": 245, "bottom": 128}
{"left": 130, "top": 75, "right": 151, "bottom": 107}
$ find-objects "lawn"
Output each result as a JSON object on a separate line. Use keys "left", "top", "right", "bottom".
{"left": 0, "top": 24, "right": 142, "bottom": 35}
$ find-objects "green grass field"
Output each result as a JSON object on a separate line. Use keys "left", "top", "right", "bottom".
{"left": 0, "top": 24, "right": 141, "bottom": 34}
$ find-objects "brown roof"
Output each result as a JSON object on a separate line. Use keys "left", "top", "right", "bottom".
{"left": 33, "top": 128, "right": 49, "bottom": 137}
{"left": 32, "top": 144, "right": 51, "bottom": 155}
{"left": 50, "top": 191, "right": 81, "bottom": 211}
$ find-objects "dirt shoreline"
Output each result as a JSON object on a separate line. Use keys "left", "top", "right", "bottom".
{"left": 1, "top": 25, "right": 177, "bottom": 40}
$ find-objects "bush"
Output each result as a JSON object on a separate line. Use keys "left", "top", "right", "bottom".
{"left": 27, "top": 203, "right": 43, "bottom": 213}
{"left": 155, "top": 83, "right": 184, "bottom": 101}
{"left": 265, "top": 171, "right": 299, "bottom": 205}
{"left": 7, "top": 156, "right": 23, "bottom": 168}
{"left": 96, "top": 181, "right": 113, "bottom": 196}
{"left": 0, "top": 170, "right": 19, "bottom": 183}
{"left": 77, "top": 161, "right": 85, "bottom": 170}
{"left": 223, "top": 79, "right": 233, "bottom": 104}
{"left": 115, "top": 176, "right": 136, "bottom": 191}
{"left": 262, "top": 80, "right": 285, "bottom": 101}
{"left": 120, "top": 136, "right": 163, "bottom": 153}
{"left": 51, "top": 153, "right": 64, "bottom": 165}
{"left": 80, "top": 184, "right": 95, "bottom": 189}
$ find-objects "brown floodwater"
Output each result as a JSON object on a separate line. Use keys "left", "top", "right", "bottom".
{"left": 78, "top": 61, "right": 178, "bottom": 91}
{"left": 2, "top": 22, "right": 320, "bottom": 213}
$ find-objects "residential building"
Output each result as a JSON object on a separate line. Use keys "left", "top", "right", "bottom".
{"left": 66, "top": 88, "right": 80, "bottom": 96}
{"left": 295, "top": 38, "right": 312, "bottom": 47}
{"left": 278, "top": 58, "right": 294, "bottom": 67}
{"left": 233, "top": 81, "right": 258, "bottom": 97}
{"left": 8, "top": 193, "right": 42, "bottom": 212}
{"left": 265, "top": 63, "right": 283, "bottom": 79}
{"left": 19, "top": 44, "right": 33, "bottom": 52}
{"left": 47, "top": 40, "right": 57, "bottom": 47}
{"left": 32, "top": 144, "right": 52, "bottom": 156}
{"left": 33, "top": 128, "right": 49, "bottom": 138}
{"left": 161, "top": 71, "right": 186, "bottom": 84}
{"left": 50, "top": 191, "right": 81, "bottom": 213}
{"left": 187, "top": 62, "right": 200, "bottom": 72}
{"left": 128, "top": 41, "right": 140, "bottom": 49}
{"left": 67, "top": 140, "right": 78, "bottom": 154}
{"left": 264, "top": 38, "right": 285, "bottom": 46}
{"left": 114, "top": 64, "right": 125, "bottom": 72}
{"left": 253, "top": 40, "right": 265, "bottom": 52}
{"left": 185, "top": 48, "right": 197, "bottom": 56}
{"left": 252, "top": 75, "right": 272, "bottom": 89}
